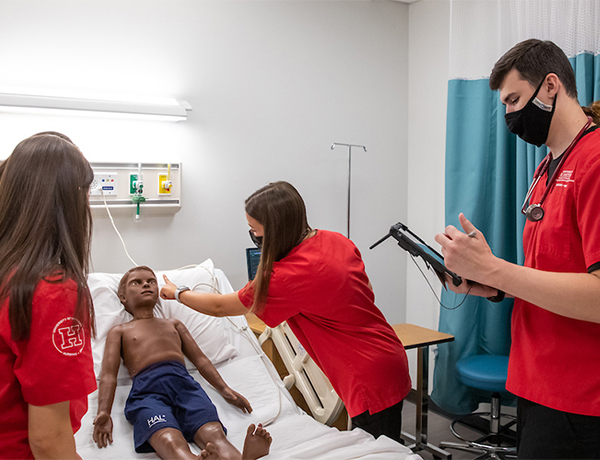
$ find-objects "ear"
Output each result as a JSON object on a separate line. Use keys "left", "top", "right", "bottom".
{"left": 544, "top": 73, "right": 561, "bottom": 98}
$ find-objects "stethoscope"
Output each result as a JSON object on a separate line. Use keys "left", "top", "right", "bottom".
{"left": 521, "top": 116, "right": 593, "bottom": 222}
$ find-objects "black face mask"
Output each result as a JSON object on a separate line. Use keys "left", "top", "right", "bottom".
{"left": 249, "top": 230, "right": 263, "bottom": 249}
{"left": 505, "top": 76, "right": 556, "bottom": 147}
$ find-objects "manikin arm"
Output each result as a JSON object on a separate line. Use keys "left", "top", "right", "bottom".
{"left": 93, "top": 326, "right": 123, "bottom": 448}
{"left": 174, "top": 319, "right": 252, "bottom": 413}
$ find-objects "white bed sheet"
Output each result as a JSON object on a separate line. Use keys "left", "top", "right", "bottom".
{"left": 76, "top": 266, "right": 421, "bottom": 460}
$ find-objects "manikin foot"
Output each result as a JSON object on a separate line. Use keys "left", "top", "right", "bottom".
{"left": 241, "top": 424, "right": 272, "bottom": 460}
{"left": 199, "top": 442, "right": 220, "bottom": 460}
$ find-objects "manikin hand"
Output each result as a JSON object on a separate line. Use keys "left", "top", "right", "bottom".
{"left": 160, "top": 275, "right": 177, "bottom": 300}
{"left": 93, "top": 412, "right": 114, "bottom": 448}
{"left": 221, "top": 387, "right": 253, "bottom": 414}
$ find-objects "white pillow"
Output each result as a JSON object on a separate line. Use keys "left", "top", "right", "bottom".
{"left": 88, "top": 259, "right": 238, "bottom": 380}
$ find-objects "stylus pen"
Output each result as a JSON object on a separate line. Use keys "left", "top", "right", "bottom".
{"left": 441, "top": 231, "right": 476, "bottom": 239}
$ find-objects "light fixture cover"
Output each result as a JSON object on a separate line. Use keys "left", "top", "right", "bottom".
{"left": 0, "top": 92, "right": 192, "bottom": 122}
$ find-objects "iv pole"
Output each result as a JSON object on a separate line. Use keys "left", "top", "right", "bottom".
{"left": 330, "top": 143, "right": 367, "bottom": 239}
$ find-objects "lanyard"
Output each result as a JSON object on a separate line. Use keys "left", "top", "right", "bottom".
{"left": 521, "top": 116, "right": 593, "bottom": 222}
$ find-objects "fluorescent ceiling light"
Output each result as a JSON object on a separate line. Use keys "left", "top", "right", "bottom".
{"left": 0, "top": 92, "right": 192, "bottom": 122}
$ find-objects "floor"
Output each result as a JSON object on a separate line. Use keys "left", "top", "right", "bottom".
{"left": 401, "top": 400, "right": 514, "bottom": 460}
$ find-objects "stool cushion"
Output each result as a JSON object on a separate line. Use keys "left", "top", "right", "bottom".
{"left": 455, "top": 355, "right": 509, "bottom": 393}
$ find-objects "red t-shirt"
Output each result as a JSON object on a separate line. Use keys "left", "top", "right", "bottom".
{"left": 507, "top": 128, "right": 600, "bottom": 416}
{"left": 239, "top": 230, "right": 411, "bottom": 418}
{"left": 0, "top": 277, "right": 97, "bottom": 459}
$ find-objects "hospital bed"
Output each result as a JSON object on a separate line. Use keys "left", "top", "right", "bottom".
{"left": 75, "top": 260, "right": 420, "bottom": 460}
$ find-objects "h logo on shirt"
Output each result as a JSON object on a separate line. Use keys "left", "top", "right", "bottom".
{"left": 58, "top": 324, "right": 83, "bottom": 349}
{"left": 52, "top": 317, "right": 86, "bottom": 356}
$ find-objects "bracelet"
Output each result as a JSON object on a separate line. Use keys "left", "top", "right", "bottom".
{"left": 487, "top": 289, "right": 505, "bottom": 303}
{"left": 175, "top": 286, "right": 190, "bottom": 303}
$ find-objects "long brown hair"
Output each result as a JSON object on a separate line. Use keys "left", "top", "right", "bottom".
{"left": 245, "top": 181, "right": 311, "bottom": 311}
{"left": 583, "top": 100, "right": 600, "bottom": 125}
{"left": 0, "top": 132, "right": 95, "bottom": 341}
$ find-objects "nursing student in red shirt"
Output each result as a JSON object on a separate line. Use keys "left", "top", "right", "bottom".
{"left": 435, "top": 39, "right": 600, "bottom": 459}
{"left": 0, "top": 132, "right": 97, "bottom": 459}
{"left": 161, "top": 181, "right": 411, "bottom": 443}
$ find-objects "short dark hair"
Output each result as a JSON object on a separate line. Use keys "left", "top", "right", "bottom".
{"left": 489, "top": 39, "right": 578, "bottom": 99}
{"left": 118, "top": 265, "right": 156, "bottom": 310}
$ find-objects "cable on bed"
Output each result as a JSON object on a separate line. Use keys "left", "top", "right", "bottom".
{"left": 184, "top": 265, "right": 285, "bottom": 426}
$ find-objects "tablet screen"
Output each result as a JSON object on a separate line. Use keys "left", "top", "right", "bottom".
{"left": 418, "top": 243, "right": 445, "bottom": 266}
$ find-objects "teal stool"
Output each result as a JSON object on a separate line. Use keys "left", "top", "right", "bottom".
{"left": 439, "top": 355, "right": 517, "bottom": 459}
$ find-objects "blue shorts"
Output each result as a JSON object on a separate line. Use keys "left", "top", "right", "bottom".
{"left": 124, "top": 360, "right": 225, "bottom": 453}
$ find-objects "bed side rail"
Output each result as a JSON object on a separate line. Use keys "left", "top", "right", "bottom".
{"left": 258, "top": 322, "right": 344, "bottom": 425}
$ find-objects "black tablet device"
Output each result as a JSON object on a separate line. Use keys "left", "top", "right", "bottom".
{"left": 246, "top": 247, "right": 261, "bottom": 281}
{"left": 370, "top": 222, "right": 463, "bottom": 287}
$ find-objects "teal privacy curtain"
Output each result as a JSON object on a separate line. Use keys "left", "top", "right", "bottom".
{"left": 431, "top": 0, "right": 600, "bottom": 415}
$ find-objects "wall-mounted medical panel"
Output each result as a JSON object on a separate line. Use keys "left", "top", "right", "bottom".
{"left": 89, "top": 162, "right": 181, "bottom": 213}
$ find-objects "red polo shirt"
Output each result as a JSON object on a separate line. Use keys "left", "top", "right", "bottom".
{"left": 0, "top": 278, "right": 96, "bottom": 459}
{"left": 507, "top": 129, "right": 600, "bottom": 416}
{"left": 239, "top": 230, "right": 411, "bottom": 418}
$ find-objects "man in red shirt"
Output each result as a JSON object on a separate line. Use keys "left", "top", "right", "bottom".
{"left": 436, "top": 39, "right": 600, "bottom": 458}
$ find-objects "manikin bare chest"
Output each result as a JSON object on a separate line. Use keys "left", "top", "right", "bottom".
{"left": 120, "top": 318, "right": 185, "bottom": 376}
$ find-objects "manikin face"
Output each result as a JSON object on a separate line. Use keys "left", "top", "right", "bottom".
{"left": 246, "top": 213, "right": 264, "bottom": 238}
{"left": 120, "top": 269, "right": 159, "bottom": 313}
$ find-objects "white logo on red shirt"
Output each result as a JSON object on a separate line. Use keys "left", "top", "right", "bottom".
{"left": 52, "top": 317, "right": 85, "bottom": 356}
{"left": 556, "top": 170, "right": 574, "bottom": 188}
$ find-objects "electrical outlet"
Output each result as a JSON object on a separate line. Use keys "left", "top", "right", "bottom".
{"left": 90, "top": 173, "right": 118, "bottom": 196}
{"left": 158, "top": 174, "right": 172, "bottom": 195}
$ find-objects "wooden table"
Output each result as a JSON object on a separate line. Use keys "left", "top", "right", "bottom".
{"left": 246, "top": 313, "right": 268, "bottom": 335}
{"left": 393, "top": 323, "right": 454, "bottom": 459}
{"left": 246, "top": 315, "right": 454, "bottom": 458}
{"left": 246, "top": 313, "right": 275, "bottom": 357}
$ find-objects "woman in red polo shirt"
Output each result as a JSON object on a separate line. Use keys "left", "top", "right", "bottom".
{"left": 0, "top": 132, "right": 97, "bottom": 459}
{"left": 162, "top": 181, "right": 411, "bottom": 443}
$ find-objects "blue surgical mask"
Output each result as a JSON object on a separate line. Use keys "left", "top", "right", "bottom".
{"left": 505, "top": 76, "right": 556, "bottom": 147}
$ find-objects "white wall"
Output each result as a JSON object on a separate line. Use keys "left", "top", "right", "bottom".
{"left": 407, "top": 1, "right": 450, "bottom": 332}
{"left": 406, "top": 0, "right": 450, "bottom": 387}
{"left": 0, "top": 0, "right": 411, "bottom": 324}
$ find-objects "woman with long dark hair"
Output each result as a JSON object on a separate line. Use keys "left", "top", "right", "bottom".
{"left": 161, "top": 181, "right": 410, "bottom": 442}
{"left": 0, "top": 132, "right": 97, "bottom": 459}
